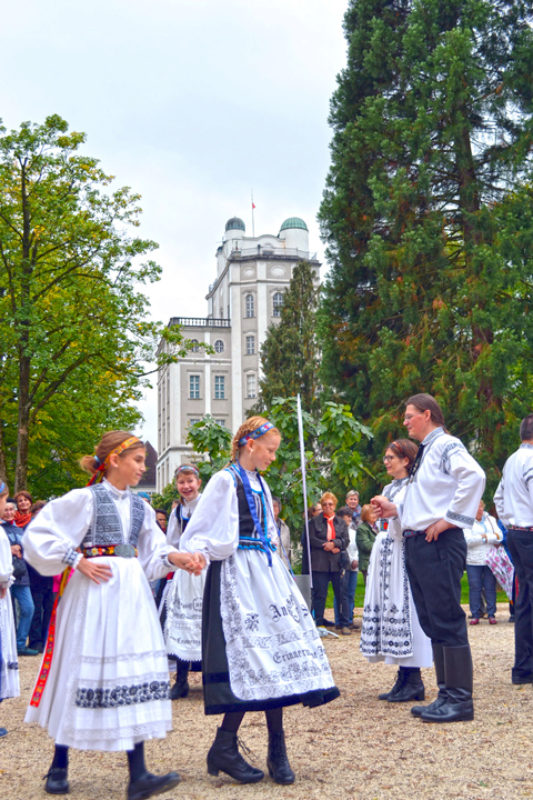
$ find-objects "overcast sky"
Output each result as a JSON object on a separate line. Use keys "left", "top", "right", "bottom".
{"left": 1, "top": 0, "right": 348, "bottom": 444}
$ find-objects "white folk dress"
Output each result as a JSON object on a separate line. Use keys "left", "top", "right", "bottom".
{"left": 0, "top": 526, "right": 19, "bottom": 699}
{"left": 22, "top": 480, "right": 178, "bottom": 751}
{"left": 180, "top": 466, "right": 339, "bottom": 714}
{"left": 360, "top": 478, "right": 432, "bottom": 668}
{"left": 163, "top": 495, "right": 204, "bottom": 663}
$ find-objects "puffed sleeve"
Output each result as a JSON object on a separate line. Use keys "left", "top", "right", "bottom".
{"left": 136, "top": 503, "right": 181, "bottom": 581}
{"left": 444, "top": 445, "right": 486, "bottom": 529}
{"left": 180, "top": 470, "right": 239, "bottom": 563}
{"left": 166, "top": 508, "right": 180, "bottom": 548}
{"left": 0, "top": 528, "right": 13, "bottom": 586}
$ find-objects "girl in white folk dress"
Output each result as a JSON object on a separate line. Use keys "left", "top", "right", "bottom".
{"left": 360, "top": 438, "right": 432, "bottom": 701}
{"left": 0, "top": 480, "right": 21, "bottom": 738}
{"left": 22, "top": 431, "right": 203, "bottom": 800}
{"left": 163, "top": 464, "right": 204, "bottom": 699}
{"left": 180, "top": 417, "right": 340, "bottom": 786}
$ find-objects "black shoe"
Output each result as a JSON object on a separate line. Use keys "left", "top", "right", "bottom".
{"left": 388, "top": 669, "right": 424, "bottom": 703}
{"left": 411, "top": 690, "right": 447, "bottom": 717}
{"left": 512, "top": 674, "right": 533, "bottom": 684}
{"left": 378, "top": 668, "right": 404, "bottom": 701}
{"left": 127, "top": 770, "right": 181, "bottom": 800}
{"left": 44, "top": 767, "right": 69, "bottom": 795}
{"left": 207, "top": 727, "right": 264, "bottom": 783}
{"left": 420, "top": 688, "right": 474, "bottom": 723}
{"left": 18, "top": 646, "right": 39, "bottom": 656}
{"left": 267, "top": 732, "right": 295, "bottom": 785}
{"left": 169, "top": 677, "right": 189, "bottom": 699}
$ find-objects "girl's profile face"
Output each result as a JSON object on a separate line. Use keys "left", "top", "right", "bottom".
{"left": 247, "top": 431, "right": 281, "bottom": 472}
{"left": 0, "top": 495, "right": 7, "bottom": 518}
{"left": 107, "top": 448, "right": 146, "bottom": 489}
{"left": 176, "top": 472, "right": 201, "bottom": 502}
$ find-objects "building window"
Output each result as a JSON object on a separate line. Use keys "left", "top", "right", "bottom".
{"left": 214, "top": 375, "right": 225, "bottom": 400}
{"left": 214, "top": 339, "right": 224, "bottom": 353}
{"left": 245, "top": 293, "right": 255, "bottom": 318}
{"left": 215, "top": 418, "right": 226, "bottom": 427}
{"left": 246, "top": 373, "right": 256, "bottom": 399}
{"left": 190, "top": 339, "right": 200, "bottom": 352}
{"left": 189, "top": 418, "right": 200, "bottom": 426}
{"left": 273, "top": 291, "right": 284, "bottom": 317}
{"left": 189, "top": 375, "right": 200, "bottom": 399}
{"left": 246, "top": 335, "right": 255, "bottom": 355}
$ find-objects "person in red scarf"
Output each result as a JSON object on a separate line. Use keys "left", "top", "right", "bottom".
{"left": 14, "top": 491, "right": 32, "bottom": 529}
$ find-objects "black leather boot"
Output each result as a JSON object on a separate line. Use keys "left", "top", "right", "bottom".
{"left": 267, "top": 731, "right": 295, "bottom": 785}
{"left": 411, "top": 643, "right": 445, "bottom": 717}
{"left": 421, "top": 644, "right": 474, "bottom": 723}
{"left": 127, "top": 771, "right": 181, "bottom": 800}
{"left": 378, "top": 668, "right": 404, "bottom": 700}
{"left": 387, "top": 667, "right": 425, "bottom": 702}
{"left": 207, "top": 727, "right": 264, "bottom": 783}
{"left": 44, "top": 767, "right": 69, "bottom": 795}
{"left": 169, "top": 660, "right": 189, "bottom": 699}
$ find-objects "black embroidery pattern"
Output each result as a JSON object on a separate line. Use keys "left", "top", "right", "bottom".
{"left": 82, "top": 484, "right": 145, "bottom": 548}
{"left": 75, "top": 680, "right": 170, "bottom": 708}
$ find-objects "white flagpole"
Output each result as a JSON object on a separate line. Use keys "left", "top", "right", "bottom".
{"left": 251, "top": 189, "right": 255, "bottom": 238}
{"left": 297, "top": 394, "right": 313, "bottom": 589}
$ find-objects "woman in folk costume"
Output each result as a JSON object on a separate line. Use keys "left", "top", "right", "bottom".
{"left": 22, "top": 431, "right": 203, "bottom": 800}
{"left": 0, "top": 480, "right": 20, "bottom": 738}
{"left": 360, "top": 438, "right": 432, "bottom": 702}
{"left": 180, "top": 417, "right": 339, "bottom": 786}
{"left": 163, "top": 464, "right": 204, "bottom": 699}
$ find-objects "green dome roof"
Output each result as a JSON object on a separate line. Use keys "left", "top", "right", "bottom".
{"left": 225, "top": 217, "right": 245, "bottom": 232}
{"left": 279, "top": 217, "right": 308, "bottom": 232}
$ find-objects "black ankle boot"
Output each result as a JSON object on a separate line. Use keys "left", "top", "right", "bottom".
{"left": 127, "top": 770, "right": 181, "bottom": 800}
{"left": 378, "top": 668, "right": 404, "bottom": 700}
{"left": 420, "top": 645, "right": 474, "bottom": 723}
{"left": 207, "top": 727, "right": 264, "bottom": 783}
{"left": 44, "top": 767, "right": 69, "bottom": 795}
{"left": 169, "top": 662, "right": 189, "bottom": 699}
{"left": 388, "top": 668, "right": 425, "bottom": 703}
{"left": 267, "top": 731, "right": 295, "bottom": 785}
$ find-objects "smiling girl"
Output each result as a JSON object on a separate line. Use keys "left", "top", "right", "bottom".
{"left": 22, "top": 431, "right": 202, "bottom": 800}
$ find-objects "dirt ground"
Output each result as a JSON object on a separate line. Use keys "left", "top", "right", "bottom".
{"left": 1, "top": 603, "right": 531, "bottom": 800}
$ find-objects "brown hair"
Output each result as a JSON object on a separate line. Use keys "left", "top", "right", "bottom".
{"left": 231, "top": 416, "right": 281, "bottom": 462}
{"left": 14, "top": 489, "right": 32, "bottom": 504}
{"left": 320, "top": 491, "right": 338, "bottom": 507}
{"left": 80, "top": 431, "right": 144, "bottom": 476}
{"left": 385, "top": 438, "right": 418, "bottom": 471}
{"left": 31, "top": 500, "right": 46, "bottom": 516}
{"left": 406, "top": 393, "right": 446, "bottom": 428}
{"left": 360, "top": 503, "right": 377, "bottom": 523}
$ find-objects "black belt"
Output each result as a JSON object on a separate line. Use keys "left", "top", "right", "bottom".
{"left": 509, "top": 525, "right": 533, "bottom": 532}
{"left": 403, "top": 529, "right": 425, "bottom": 538}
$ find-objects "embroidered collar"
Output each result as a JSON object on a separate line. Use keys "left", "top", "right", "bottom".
{"left": 520, "top": 443, "right": 533, "bottom": 450}
{"left": 421, "top": 426, "right": 444, "bottom": 446}
{"left": 102, "top": 478, "right": 128, "bottom": 500}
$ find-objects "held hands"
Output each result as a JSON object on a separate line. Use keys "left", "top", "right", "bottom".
{"left": 77, "top": 556, "right": 113, "bottom": 584}
{"left": 323, "top": 541, "right": 335, "bottom": 551}
{"left": 371, "top": 496, "right": 397, "bottom": 518}
{"left": 424, "top": 518, "right": 451, "bottom": 542}
{"left": 168, "top": 551, "right": 206, "bottom": 575}
{"left": 10, "top": 544, "right": 22, "bottom": 558}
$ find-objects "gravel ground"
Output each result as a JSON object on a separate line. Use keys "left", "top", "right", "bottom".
{"left": 1, "top": 603, "right": 530, "bottom": 800}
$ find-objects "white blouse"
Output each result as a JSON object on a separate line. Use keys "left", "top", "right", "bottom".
{"left": 0, "top": 526, "right": 13, "bottom": 587}
{"left": 166, "top": 494, "right": 202, "bottom": 548}
{"left": 494, "top": 443, "right": 533, "bottom": 528}
{"left": 22, "top": 479, "right": 178, "bottom": 582}
{"left": 463, "top": 513, "right": 502, "bottom": 565}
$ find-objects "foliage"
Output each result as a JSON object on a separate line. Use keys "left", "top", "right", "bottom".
{"left": 0, "top": 115, "right": 194, "bottom": 496}
{"left": 186, "top": 415, "right": 232, "bottom": 485}
{"left": 151, "top": 482, "right": 181, "bottom": 515}
{"left": 318, "top": 0, "right": 533, "bottom": 497}
{"left": 255, "top": 261, "right": 321, "bottom": 415}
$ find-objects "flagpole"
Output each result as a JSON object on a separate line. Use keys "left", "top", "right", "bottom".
{"left": 297, "top": 394, "right": 313, "bottom": 589}
{"left": 251, "top": 190, "right": 255, "bottom": 238}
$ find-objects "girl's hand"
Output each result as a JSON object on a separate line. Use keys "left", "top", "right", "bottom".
{"left": 0, "top": 587, "right": 6, "bottom": 599}
{"left": 168, "top": 551, "right": 206, "bottom": 575}
{"left": 76, "top": 556, "right": 113, "bottom": 584}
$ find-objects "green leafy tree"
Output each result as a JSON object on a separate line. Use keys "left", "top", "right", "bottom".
{"left": 319, "top": 0, "right": 533, "bottom": 490}
{"left": 0, "top": 115, "right": 192, "bottom": 495}
{"left": 255, "top": 262, "right": 321, "bottom": 415}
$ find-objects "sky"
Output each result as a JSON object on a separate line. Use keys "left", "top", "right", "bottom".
{"left": 1, "top": 0, "right": 349, "bottom": 444}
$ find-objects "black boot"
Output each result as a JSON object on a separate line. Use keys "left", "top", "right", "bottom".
{"left": 378, "top": 668, "right": 404, "bottom": 700}
{"left": 267, "top": 731, "right": 295, "bottom": 785}
{"left": 412, "top": 643, "right": 445, "bottom": 717}
{"left": 169, "top": 660, "right": 189, "bottom": 699}
{"left": 387, "top": 667, "right": 425, "bottom": 703}
{"left": 127, "top": 772, "right": 181, "bottom": 800}
{"left": 207, "top": 727, "right": 264, "bottom": 783}
{"left": 421, "top": 644, "right": 473, "bottom": 723}
{"left": 44, "top": 768, "right": 69, "bottom": 795}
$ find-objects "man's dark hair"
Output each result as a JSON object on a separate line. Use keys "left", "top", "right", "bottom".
{"left": 406, "top": 393, "right": 446, "bottom": 427}
{"left": 520, "top": 414, "right": 533, "bottom": 441}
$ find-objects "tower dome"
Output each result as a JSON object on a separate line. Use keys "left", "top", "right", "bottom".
{"left": 225, "top": 217, "right": 246, "bottom": 233}
{"left": 279, "top": 217, "right": 308, "bottom": 233}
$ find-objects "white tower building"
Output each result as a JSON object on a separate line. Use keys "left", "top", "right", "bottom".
{"left": 156, "top": 215, "right": 320, "bottom": 491}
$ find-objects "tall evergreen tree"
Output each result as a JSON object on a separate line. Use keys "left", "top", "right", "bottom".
{"left": 319, "top": 0, "right": 533, "bottom": 488}
{"left": 255, "top": 261, "right": 320, "bottom": 414}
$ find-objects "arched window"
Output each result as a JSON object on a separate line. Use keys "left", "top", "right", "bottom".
{"left": 246, "top": 335, "right": 255, "bottom": 355}
{"left": 246, "top": 373, "right": 256, "bottom": 399}
{"left": 245, "top": 293, "right": 255, "bottom": 318}
{"left": 273, "top": 291, "right": 284, "bottom": 317}
{"left": 214, "top": 339, "right": 224, "bottom": 353}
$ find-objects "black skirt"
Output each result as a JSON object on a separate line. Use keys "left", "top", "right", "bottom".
{"left": 202, "top": 561, "right": 340, "bottom": 715}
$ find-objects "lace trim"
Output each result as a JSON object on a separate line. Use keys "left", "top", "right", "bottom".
{"left": 62, "top": 547, "right": 79, "bottom": 567}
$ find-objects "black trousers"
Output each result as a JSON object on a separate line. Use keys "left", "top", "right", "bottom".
{"left": 404, "top": 528, "right": 468, "bottom": 647}
{"left": 506, "top": 530, "right": 533, "bottom": 679}
{"left": 311, "top": 571, "right": 341, "bottom": 626}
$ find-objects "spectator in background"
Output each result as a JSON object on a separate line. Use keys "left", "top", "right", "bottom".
{"left": 300, "top": 502, "right": 322, "bottom": 576}
{"left": 356, "top": 505, "right": 379, "bottom": 584}
{"left": 1, "top": 501, "right": 37, "bottom": 656}
{"left": 272, "top": 497, "right": 291, "bottom": 569}
{"left": 155, "top": 509, "right": 168, "bottom": 533}
{"left": 336, "top": 506, "right": 359, "bottom": 630}
{"left": 14, "top": 491, "right": 32, "bottom": 529}
{"left": 27, "top": 501, "right": 54, "bottom": 653}
{"left": 464, "top": 500, "right": 502, "bottom": 626}
{"left": 0, "top": 480, "right": 21, "bottom": 737}
{"left": 346, "top": 490, "right": 362, "bottom": 525}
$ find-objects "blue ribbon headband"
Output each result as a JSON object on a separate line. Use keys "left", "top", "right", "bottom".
{"left": 238, "top": 422, "right": 275, "bottom": 447}
{"left": 0, "top": 480, "right": 5, "bottom": 494}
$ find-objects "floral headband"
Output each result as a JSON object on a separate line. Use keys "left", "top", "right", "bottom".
{"left": 88, "top": 436, "right": 142, "bottom": 485}
{"left": 238, "top": 421, "right": 275, "bottom": 447}
{"left": 175, "top": 465, "right": 200, "bottom": 478}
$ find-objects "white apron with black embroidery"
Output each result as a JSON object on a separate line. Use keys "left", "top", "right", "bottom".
{"left": 0, "top": 529, "right": 19, "bottom": 700}
{"left": 23, "top": 482, "right": 173, "bottom": 751}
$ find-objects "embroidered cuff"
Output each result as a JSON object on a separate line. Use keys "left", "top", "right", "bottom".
{"left": 63, "top": 547, "right": 81, "bottom": 568}
{"left": 447, "top": 509, "right": 475, "bottom": 528}
{"left": 163, "top": 552, "right": 177, "bottom": 570}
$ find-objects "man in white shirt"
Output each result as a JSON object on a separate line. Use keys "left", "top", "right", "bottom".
{"left": 373, "top": 393, "right": 485, "bottom": 723}
{"left": 494, "top": 414, "right": 533, "bottom": 684}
